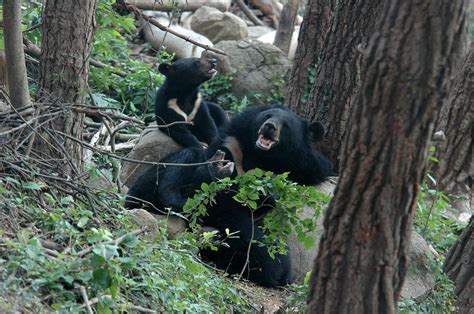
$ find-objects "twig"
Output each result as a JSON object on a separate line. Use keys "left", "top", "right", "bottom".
{"left": 238, "top": 210, "right": 254, "bottom": 280}
{"left": 233, "top": 0, "right": 265, "bottom": 26}
{"left": 119, "top": 0, "right": 227, "bottom": 56}
{"left": 76, "top": 284, "right": 94, "bottom": 314}
{"left": 52, "top": 128, "right": 230, "bottom": 168}
{"left": 77, "top": 227, "right": 147, "bottom": 257}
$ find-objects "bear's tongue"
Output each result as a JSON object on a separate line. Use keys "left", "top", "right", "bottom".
{"left": 256, "top": 134, "right": 276, "bottom": 150}
{"left": 208, "top": 68, "right": 217, "bottom": 75}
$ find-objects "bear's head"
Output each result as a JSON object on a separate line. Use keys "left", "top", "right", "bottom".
{"left": 158, "top": 57, "right": 217, "bottom": 88}
{"left": 254, "top": 107, "right": 325, "bottom": 153}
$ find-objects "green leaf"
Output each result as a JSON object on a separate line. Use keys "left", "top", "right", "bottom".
{"left": 93, "top": 268, "right": 112, "bottom": 289}
{"left": 22, "top": 182, "right": 41, "bottom": 190}
{"left": 93, "top": 244, "right": 119, "bottom": 260}
{"left": 303, "top": 236, "right": 315, "bottom": 250}
{"left": 77, "top": 217, "right": 89, "bottom": 228}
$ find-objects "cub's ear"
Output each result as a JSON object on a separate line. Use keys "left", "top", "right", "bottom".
{"left": 158, "top": 63, "right": 171, "bottom": 75}
{"left": 309, "top": 122, "right": 325, "bottom": 142}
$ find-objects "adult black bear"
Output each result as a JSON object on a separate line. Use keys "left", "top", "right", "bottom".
{"left": 155, "top": 57, "right": 227, "bottom": 148}
{"left": 207, "top": 104, "right": 333, "bottom": 184}
{"left": 125, "top": 149, "right": 234, "bottom": 213}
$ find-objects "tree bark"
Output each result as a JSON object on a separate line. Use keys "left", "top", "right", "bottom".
{"left": 273, "top": 0, "right": 298, "bottom": 56}
{"left": 307, "top": 1, "right": 470, "bottom": 313}
{"left": 443, "top": 217, "right": 474, "bottom": 313}
{"left": 37, "top": 0, "right": 97, "bottom": 175}
{"left": 432, "top": 44, "right": 473, "bottom": 214}
{"left": 284, "top": 0, "right": 335, "bottom": 113}
{"left": 3, "top": 0, "right": 31, "bottom": 108}
{"left": 305, "top": 0, "right": 383, "bottom": 173}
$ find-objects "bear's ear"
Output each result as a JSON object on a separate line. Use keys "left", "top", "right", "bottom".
{"left": 158, "top": 63, "right": 171, "bottom": 75}
{"left": 309, "top": 122, "right": 325, "bottom": 142}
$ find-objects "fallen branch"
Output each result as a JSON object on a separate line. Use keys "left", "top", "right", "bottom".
{"left": 118, "top": 0, "right": 227, "bottom": 56}
{"left": 233, "top": 0, "right": 265, "bottom": 26}
{"left": 127, "top": 0, "right": 230, "bottom": 12}
{"left": 76, "top": 284, "right": 94, "bottom": 314}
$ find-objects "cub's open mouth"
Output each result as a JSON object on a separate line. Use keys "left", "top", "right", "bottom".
{"left": 256, "top": 134, "right": 278, "bottom": 150}
{"left": 207, "top": 68, "right": 217, "bottom": 75}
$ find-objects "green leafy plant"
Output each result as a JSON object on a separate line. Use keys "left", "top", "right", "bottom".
{"left": 183, "top": 169, "right": 330, "bottom": 256}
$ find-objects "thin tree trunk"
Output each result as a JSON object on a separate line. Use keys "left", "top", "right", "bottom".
{"left": 443, "top": 217, "right": 474, "bottom": 313}
{"left": 432, "top": 44, "right": 473, "bottom": 214}
{"left": 305, "top": 0, "right": 383, "bottom": 173}
{"left": 285, "top": 0, "right": 335, "bottom": 114}
{"left": 3, "top": 0, "right": 31, "bottom": 108}
{"left": 307, "top": 0, "right": 470, "bottom": 313}
{"left": 37, "top": 0, "right": 97, "bottom": 175}
{"left": 273, "top": 0, "right": 298, "bottom": 56}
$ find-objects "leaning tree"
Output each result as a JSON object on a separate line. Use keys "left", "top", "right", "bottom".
{"left": 306, "top": 0, "right": 470, "bottom": 313}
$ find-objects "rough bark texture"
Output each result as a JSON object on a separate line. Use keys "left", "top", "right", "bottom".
{"left": 305, "top": 0, "right": 383, "bottom": 173}
{"left": 443, "top": 217, "right": 474, "bottom": 313}
{"left": 307, "top": 1, "right": 470, "bottom": 313}
{"left": 37, "top": 0, "right": 97, "bottom": 175}
{"left": 273, "top": 0, "right": 298, "bottom": 56}
{"left": 3, "top": 0, "right": 31, "bottom": 108}
{"left": 284, "top": 0, "right": 335, "bottom": 113}
{"left": 432, "top": 44, "right": 473, "bottom": 214}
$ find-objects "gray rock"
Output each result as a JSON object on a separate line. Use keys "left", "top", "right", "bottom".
{"left": 190, "top": 6, "right": 248, "bottom": 43}
{"left": 247, "top": 25, "right": 274, "bottom": 39}
{"left": 401, "top": 231, "right": 437, "bottom": 301}
{"left": 203, "top": 40, "right": 290, "bottom": 99}
{"left": 288, "top": 179, "right": 337, "bottom": 283}
{"left": 127, "top": 208, "right": 187, "bottom": 240}
{"left": 120, "top": 126, "right": 182, "bottom": 189}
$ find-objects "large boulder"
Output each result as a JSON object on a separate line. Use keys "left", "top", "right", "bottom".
{"left": 401, "top": 231, "right": 437, "bottom": 301}
{"left": 256, "top": 25, "right": 300, "bottom": 60}
{"left": 120, "top": 126, "right": 182, "bottom": 189}
{"left": 288, "top": 179, "right": 337, "bottom": 283}
{"left": 190, "top": 6, "right": 248, "bottom": 43}
{"left": 203, "top": 40, "right": 290, "bottom": 99}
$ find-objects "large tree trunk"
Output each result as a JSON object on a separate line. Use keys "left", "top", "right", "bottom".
{"left": 304, "top": 0, "right": 383, "bottom": 173}
{"left": 432, "top": 44, "right": 473, "bottom": 215}
{"left": 306, "top": 0, "right": 470, "bottom": 313}
{"left": 3, "top": 0, "right": 31, "bottom": 108}
{"left": 37, "top": 0, "right": 97, "bottom": 175}
{"left": 443, "top": 217, "right": 474, "bottom": 313}
{"left": 284, "top": 0, "right": 335, "bottom": 113}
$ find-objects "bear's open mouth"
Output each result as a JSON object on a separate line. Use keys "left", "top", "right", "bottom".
{"left": 256, "top": 134, "right": 278, "bottom": 150}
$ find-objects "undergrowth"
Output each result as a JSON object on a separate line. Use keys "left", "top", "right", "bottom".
{"left": 0, "top": 178, "right": 251, "bottom": 312}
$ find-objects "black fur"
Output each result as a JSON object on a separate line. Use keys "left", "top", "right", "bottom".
{"left": 155, "top": 58, "right": 227, "bottom": 148}
{"left": 125, "top": 149, "right": 233, "bottom": 213}
{"left": 201, "top": 191, "right": 292, "bottom": 287}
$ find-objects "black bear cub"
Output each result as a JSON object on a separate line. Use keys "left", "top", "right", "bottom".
{"left": 155, "top": 57, "right": 227, "bottom": 148}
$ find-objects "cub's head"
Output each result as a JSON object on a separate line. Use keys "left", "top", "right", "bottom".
{"left": 158, "top": 57, "right": 217, "bottom": 87}
{"left": 254, "top": 107, "right": 325, "bottom": 152}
